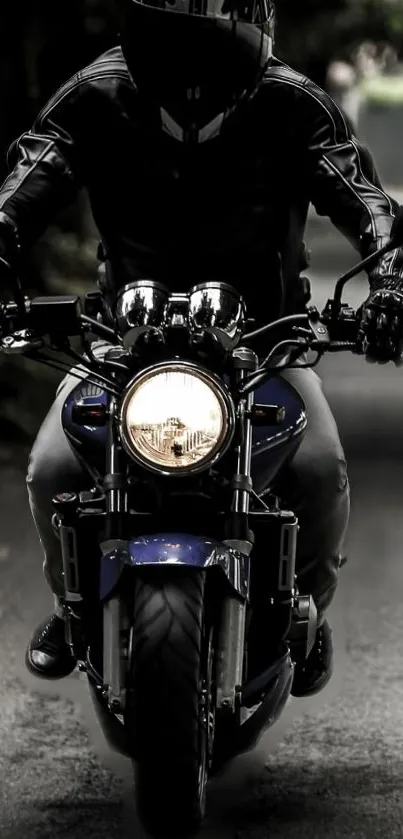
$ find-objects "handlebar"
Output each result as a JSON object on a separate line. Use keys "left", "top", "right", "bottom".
{"left": 1, "top": 217, "right": 402, "bottom": 357}
{"left": 235, "top": 303, "right": 360, "bottom": 396}
{"left": 0, "top": 292, "right": 363, "bottom": 402}
{"left": 0, "top": 296, "right": 359, "bottom": 351}
{"left": 2, "top": 229, "right": 402, "bottom": 402}
{"left": 0, "top": 294, "right": 120, "bottom": 348}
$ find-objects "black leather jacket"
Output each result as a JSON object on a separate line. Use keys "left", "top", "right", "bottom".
{"left": 0, "top": 46, "right": 402, "bottom": 325}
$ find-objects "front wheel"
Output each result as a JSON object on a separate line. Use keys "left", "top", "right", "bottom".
{"left": 124, "top": 568, "right": 214, "bottom": 837}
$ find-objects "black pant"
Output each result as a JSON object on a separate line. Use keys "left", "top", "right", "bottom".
{"left": 26, "top": 346, "right": 350, "bottom": 626}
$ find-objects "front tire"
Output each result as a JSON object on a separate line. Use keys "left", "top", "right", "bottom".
{"left": 125, "top": 568, "right": 212, "bottom": 837}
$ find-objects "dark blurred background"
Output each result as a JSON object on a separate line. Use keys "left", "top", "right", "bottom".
{"left": 1, "top": 0, "right": 403, "bottom": 447}
{"left": 2, "top": 8, "right": 403, "bottom": 834}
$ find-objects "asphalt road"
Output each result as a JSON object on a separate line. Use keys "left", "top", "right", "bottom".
{"left": 2, "top": 219, "right": 403, "bottom": 839}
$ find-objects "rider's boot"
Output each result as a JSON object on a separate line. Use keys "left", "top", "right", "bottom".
{"left": 291, "top": 620, "right": 333, "bottom": 698}
{"left": 25, "top": 597, "right": 77, "bottom": 680}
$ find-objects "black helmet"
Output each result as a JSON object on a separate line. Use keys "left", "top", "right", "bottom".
{"left": 121, "top": 0, "right": 275, "bottom": 143}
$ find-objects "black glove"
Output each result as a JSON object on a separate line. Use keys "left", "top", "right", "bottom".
{"left": 358, "top": 278, "right": 403, "bottom": 364}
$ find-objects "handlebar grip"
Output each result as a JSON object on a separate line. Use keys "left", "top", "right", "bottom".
{"left": 328, "top": 341, "right": 357, "bottom": 351}
{"left": 310, "top": 338, "right": 357, "bottom": 353}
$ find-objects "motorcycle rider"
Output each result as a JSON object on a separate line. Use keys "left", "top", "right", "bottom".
{"left": 1, "top": 0, "right": 403, "bottom": 697}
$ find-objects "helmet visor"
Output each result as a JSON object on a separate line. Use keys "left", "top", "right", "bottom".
{"left": 131, "top": 0, "right": 273, "bottom": 25}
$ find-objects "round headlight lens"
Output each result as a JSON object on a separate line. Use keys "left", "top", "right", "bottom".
{"left": 120, "top": 365, "right": 231, "bottom": 473}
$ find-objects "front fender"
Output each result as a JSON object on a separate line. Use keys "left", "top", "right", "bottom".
{"left": 99, "top": 533, "right": 250, "bottom": 602}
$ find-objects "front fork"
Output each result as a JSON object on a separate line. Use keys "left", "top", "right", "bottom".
{"left": 217, "top": 348, "right": 316, "bottom": 717}
{"left": 100, "top": 396, "right": 130, "bottom": 712}
{"left": 216, "top": 348, "right": 257, "bottom": 716}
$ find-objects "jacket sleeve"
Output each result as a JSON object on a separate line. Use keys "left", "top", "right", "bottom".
{"left": 0, "top": 73, "right": 82, "bottom": 262}
{"left": 303, "top": 81, "right": 403, "bottom": 289}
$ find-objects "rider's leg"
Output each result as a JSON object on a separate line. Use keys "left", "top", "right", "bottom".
{"left": 25, "top": 344, "right": 110, "bottom": 679}
{"left": 257, "top": 366, "right": 350, "bottom": 697}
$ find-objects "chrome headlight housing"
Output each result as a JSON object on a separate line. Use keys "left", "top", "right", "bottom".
{"left": 120, "top": 362, "right": 235, "bottom": 475}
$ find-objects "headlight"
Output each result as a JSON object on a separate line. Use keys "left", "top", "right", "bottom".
{"left": 120, "top": 363, "right": 234, "bottom": 474}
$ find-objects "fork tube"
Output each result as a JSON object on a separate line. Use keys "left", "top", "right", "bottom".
{"left": 216, "top": 349, "right": 257, "bottom": 714}
{"left": 230, "top": 347, "right": 258, "bottom": 533}
{"left": 104, "top": 396, "right": 128, "bottom": 540}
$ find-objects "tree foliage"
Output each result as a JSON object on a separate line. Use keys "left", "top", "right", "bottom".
{"left": 277, "top": 0, "right": 403, "bottom": 37}
{"left": 275, "top": 0, "right": 403, "bottom": 85}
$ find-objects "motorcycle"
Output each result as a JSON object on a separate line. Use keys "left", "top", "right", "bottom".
{"left": 0, "top": 230, "right": 400, "bottom": 838}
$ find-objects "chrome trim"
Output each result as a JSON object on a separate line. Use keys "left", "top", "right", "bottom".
{"left": 114, "top": 280, "right": 170, "bottom": 341}
{"left": 205, "top": 544, "right": 250, "bottom": 599}
{"left": 216, "top": 597, "right": 247, "bottom": 712}
{"left": 223, "top": 538, "right": 253, "bottom": 558}
{"left": 60, "top": 524, "right": 83, "bottom": 607}
{"left": 289, "top": 594, "right": 318, "bottom": 661}
{"left": 251, "top": 411, "right": 307, "bottom": 455}
{"left": 165, "top": 293, "right": 190, "bottom": 328}
{"left": 278, "top": 521, "right": 298, "bottom": 591}
{"left": 188, "top": 281, "right": 246, "bottom": 351}
{"left": 103, "top": 596, "right": 126, "bottom": 712}
{"left": 118, "top": 360, "right": 236, "bottom": 477}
